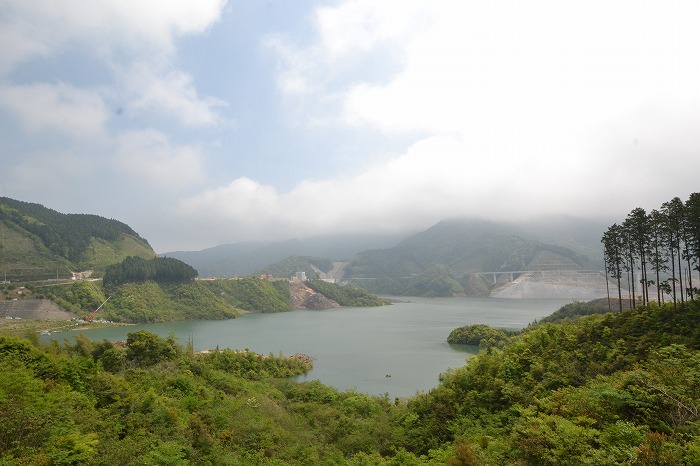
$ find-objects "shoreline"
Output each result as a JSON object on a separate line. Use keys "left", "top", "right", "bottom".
{"left": 0, "top": 318, "right": 134, "bottom": 336}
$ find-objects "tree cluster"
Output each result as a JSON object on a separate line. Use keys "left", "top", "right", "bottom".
{"left": 602, "top": 193, "right": 700, "bottom": 311}
{"left": 447, "top": 324, "right": 517, "bottom": 350}
{"left": 103, "top": 256, "right": 198, "bottom": 286}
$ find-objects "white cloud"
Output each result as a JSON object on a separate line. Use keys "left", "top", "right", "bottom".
{"left": 0, "top": 0, "right": 228, "bottom": 127}
{"left": 176, "top": 101, "right": 700, "bottom": 250}
{"left": 0, "top": 83, "right": 108, "bottom": 137}
{"left": 115, "top": 129, "right": 205, "bottom": 190}
{"left": 4, "top": 0, "right": 700, "bottom": 252}
{"left": 0, "top": 24, "right": 50, "bottom": 75}
{"left": 315, "top": 0, "right": 426, "bottom": 59}
{"left": 179, "top": 177, "right": 280, "bottom": 221}
{"left": 265, "top": 1, "right": 423, "bottom": 99}
{"left": 338, "top": 2, "right": 700, "bottom": 136}
{"left": 0, "top": 0, "right": 227, "bottom": 69}
{"left": 174, "top": 134, "right": 596, "bottom": 246}
{"left": 271, "top": 1, "right": 700, "bottom": 138}
{"left": 258, "top": 0, "right": 700, "bottom": 228}
{"left": 124, "top": 63, "right": 228, "bottom": 127}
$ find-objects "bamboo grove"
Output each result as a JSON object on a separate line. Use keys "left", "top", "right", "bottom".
{"left": 602, "top": 193, "right": 700, "bottom": 312}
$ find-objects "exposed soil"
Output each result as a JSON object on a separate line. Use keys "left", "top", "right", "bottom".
{"left": 0, "top": 299, "right": 78, "bottom": 334}
{"left": 490, "top": 271, "right": 609, "bottom": 300}
{"left": 289, "top": 280, "right": 339, "bottom": 310}
{"left": 0, "top": 298, "right": 76, "bottom": 320}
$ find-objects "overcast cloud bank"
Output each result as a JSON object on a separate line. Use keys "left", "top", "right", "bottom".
{"left": 1, "top": 1, "right": 699, "bottom": 251}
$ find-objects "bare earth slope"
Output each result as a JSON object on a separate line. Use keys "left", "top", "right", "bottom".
{"left": 490, "top": 271, "right": 608, "bottom": 300}
{"left": 0, "top": 299, "right": 75, "bottom": 320}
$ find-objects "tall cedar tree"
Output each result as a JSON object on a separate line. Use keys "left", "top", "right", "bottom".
{"left": 604, "top": 193, "right": 699, "bottom": 310}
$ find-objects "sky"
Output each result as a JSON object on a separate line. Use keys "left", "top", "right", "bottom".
{"left": 1, "top": 1, "right": 699, "bottom": 253}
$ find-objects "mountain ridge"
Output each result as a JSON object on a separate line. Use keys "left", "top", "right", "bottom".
{"left": 340, "top": 217, "right": 606, "bottom": 297}
{"left": 169, "top": 216, "right": 608, "bottom": 299}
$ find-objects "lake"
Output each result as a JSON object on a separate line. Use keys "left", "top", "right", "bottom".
{"left": 52, "top": 297, "right": 571, "bottom": 398}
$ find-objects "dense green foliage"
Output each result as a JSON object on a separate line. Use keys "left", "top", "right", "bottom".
{"left": 38, "top": 280, "right": 107, "bottom": 315}
{"left": 537, "top": 299, "right": 612, "bottom": 324}
{"left": 2, "top": 300, "right": 700, "bottom": 464}
{"left": 201, "top": 348, "right": 312, "bottom": 380}
{"left": 306, "top": 279, "right": 388, "bottom": 306}
{"left": 200, "top": 278, "right": 292, "bottom": 313}
{"left": 106, "top": 282, "right": 241, "bottom": 322}
{"left": 0, "top": 197, "right": 151, "bottom": 265}
{"left": 103, "top": 256, "right": 198, "bottom": 286}
{"left": 40, "top": 280, "right": 240, "bottom": 322}
{"left": 0, "top": 218, "right": 74, "bottom": 282}
{"left": 447, "top": 324, "right": 517, "bottom": 349}
{"left": 410, "top": 299, "right": 700, "bottom": 464}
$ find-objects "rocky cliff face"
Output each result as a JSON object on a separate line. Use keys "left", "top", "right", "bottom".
{"left": 289, "top": 281, "right": 340, "bottom": 310}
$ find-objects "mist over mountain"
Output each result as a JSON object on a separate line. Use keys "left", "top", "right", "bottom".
{"left": 507, "top": 215, "right": 609, "bottom": 265}
{"left": 163, "top": 232, "right": 413, "bottom": 278}
{"left": 165, "top": 216, "right": 607, "bottom": 298}
{"left": 339, "top": 217, "right": 606, "bottom": 297}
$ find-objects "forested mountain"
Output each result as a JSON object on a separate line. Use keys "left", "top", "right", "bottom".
{"left": 0, "top": 197, "right": 154, "bottom": 279}
{"left": 343, "top": 218, "right": 599, "bottom": 296}
{"left": 165, "top": 217, "right": 604, "bottom": 298}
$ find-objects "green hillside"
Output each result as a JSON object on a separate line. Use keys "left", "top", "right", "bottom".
{"left": 38, "top": 279, "right": 241, "bottom": 322}
{"left": 344, "top": 218, "right": 593, "bottom": 296}
{"left": 0, "top": 197, "right": 154, "bottom": 281}
{"left": 2, "top": 299, "right": 699, "bottom": 464}
{"left": 38, "top": 277, "right": 283, "bottom": 322}
{"left": 35, "top": 274, "right": 384, "bottom": 322}
{"left": 198, "top": 278, "right": 292, "bottom": 313}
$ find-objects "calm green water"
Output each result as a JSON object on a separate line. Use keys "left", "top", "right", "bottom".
{"left": 50, "top": 297, "right": 571, "bottom": 398}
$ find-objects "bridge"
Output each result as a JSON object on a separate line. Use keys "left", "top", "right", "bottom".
{"left": 470, "top": 269, "right": 604, "bottom": 285}
{"left": 342, "top": 269, "right": 604, "bottom": 285}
